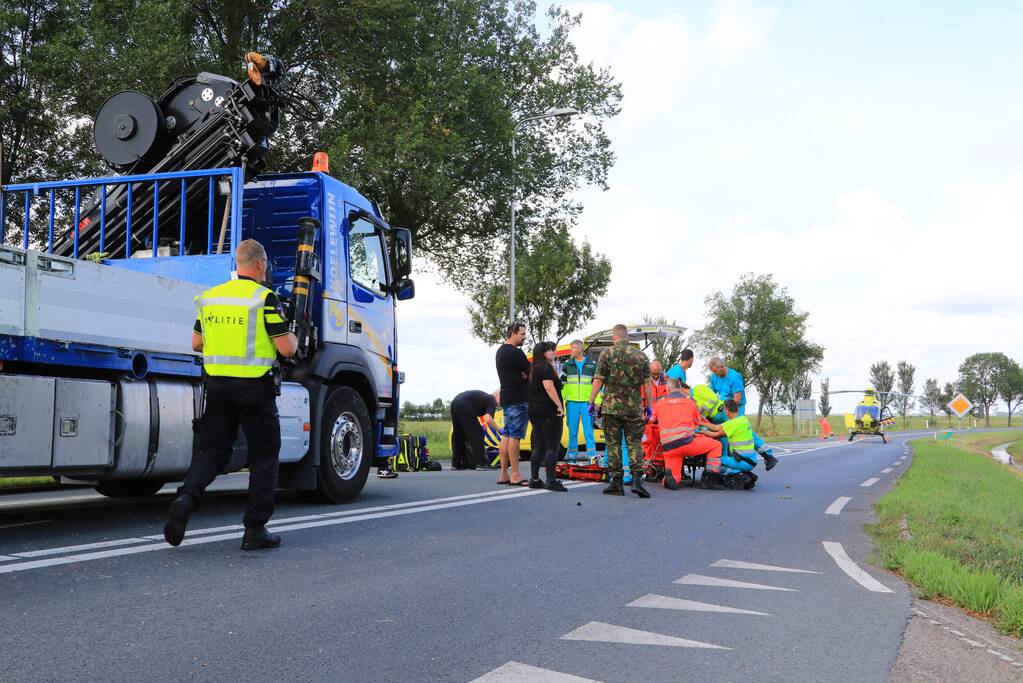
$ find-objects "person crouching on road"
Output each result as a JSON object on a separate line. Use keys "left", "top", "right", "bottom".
{"left": 712, "top": 399, "right": 761, "bottom": 490}
{"left": 588, "top": 324, "right": 652, "bottom": 498}
{"left": 495, "top": 322, "right": 530, "bottom": 485}
{"left": 527, "top": 341, "right": 568, "bottom": 492}
{"left": 450, "top": 389, "right": 501, "bottom": 470}
{"left": 652, "top": 377, "right": 724, "bottom": 490}
{"left": 560, "top": 339, "right": 597, "bottom": 463}
{"left": 164, "top": 239, "right": 298, "bottom": 550}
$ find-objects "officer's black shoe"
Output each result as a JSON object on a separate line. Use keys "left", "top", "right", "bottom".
{"left": 630, "top": 474, "right": 650, "bottom": 498}
{"left": 602, "top": 475, "right": 624, "bottom": 496}
{"left": 663, "top": 470, "right": 680, "bottom": 490}
{"left": 163, "top": 493, "right": 196, "bottom": 547}
{"left": 763, "top": 453, "right": 778, "bottom": 471}
{"left": 723, "top": 474, "right": 750, "bottom": 490}
{"left": 701, "top": 472, "right": 725, "bottom": 490}
{"left": 545, "top": 479, "right": 568, "bottom": 492}
{"left": 743, "top": 472, "right": 759, "bottom": 490}
{"left": 528, "top": 478, "right": 546, "bottom": 489}
{"left": 241, "top": 526, "right": 281, "bottom": 550}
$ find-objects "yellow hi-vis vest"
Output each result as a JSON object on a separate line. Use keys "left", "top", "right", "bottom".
{"left": 562, "top": 357, "right": 597, "bottom": 402}
{"left": 195, "top": 278, "right": 277, "bottom": 378}
{"left": 692, "top": 384, "right": 723, "bottom": 419}
{"left": 722, "top": 415, "right": 756, "bottom": 465}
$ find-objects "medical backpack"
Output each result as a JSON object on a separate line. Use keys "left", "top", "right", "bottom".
{"left": 389, "top": 434, "right": 441, "bottom": 472}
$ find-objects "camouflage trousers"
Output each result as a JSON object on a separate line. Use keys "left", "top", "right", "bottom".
{"left": 602, "top": 415, "right": 646, "bottom": 478}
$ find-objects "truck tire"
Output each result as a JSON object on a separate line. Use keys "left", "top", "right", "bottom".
{"left": 95, "top": 479, "right": 166, "bottom": 498}
{"left": 306, "top": 386, "right": 373, "bottom": 503}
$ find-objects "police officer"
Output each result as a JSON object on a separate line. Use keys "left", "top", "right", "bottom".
{"left": 588, "top": 324, "right": 653, "bottom": 498}
{"left": 164, "top": 239, "right": 298, "bottom": 550}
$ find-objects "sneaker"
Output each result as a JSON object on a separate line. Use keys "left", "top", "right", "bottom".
{"left": 545, "top": 479, "right": 568, "bottom": 492}
{"left": 527, "top": 478, "right": 546, "bottom": 489}
{"left": 377, "top": 470, "right": 399, "bottom": 479}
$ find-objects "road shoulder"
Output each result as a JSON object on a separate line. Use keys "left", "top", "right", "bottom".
{"left": 890, "top": 597, "right": 1023, "bottom": 682}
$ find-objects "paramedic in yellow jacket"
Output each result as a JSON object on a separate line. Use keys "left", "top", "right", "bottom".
{"left": 560, "top": 339, "right": 597, "bottom": 462}
{"left": 164, "top": 239, "right": 297, "bottom": 551}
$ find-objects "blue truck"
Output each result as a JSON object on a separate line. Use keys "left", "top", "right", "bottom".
{"left": 0, "top": 55, "right": 414, "bottom": 502}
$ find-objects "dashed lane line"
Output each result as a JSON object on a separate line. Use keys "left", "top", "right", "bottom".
{"left": 710, "top": 559, "right": 818, "bottom": 574}
{"left": 559, "top": 622, "right": 730, "bottom": 650}
{"left": 470, "top": 661, "right": 602, "bottom": 683}
{"left": 825, "top": 497, "right": 852, "bottom": 515}
{"left": 674, "top": 574, "right": 797, "bottom": 592}
{"left": 881, "top": 468, "right": 894, "bottom": 474}
{"left": 0, "top": 484, "right": 597, "bottom": 575}
{"left": 860, "top": 478, "right": 880, "bottom": 487}
{"left": 627, "top": 594, "right": 769, "bottom": 616}
{"left": 822, "top": 541, "right": 894, "bottom": 594}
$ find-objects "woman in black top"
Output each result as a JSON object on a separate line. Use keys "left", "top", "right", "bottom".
{"left": 527, "top": 341, "right": 568, "bottom": 492}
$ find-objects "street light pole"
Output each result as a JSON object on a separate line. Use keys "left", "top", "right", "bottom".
{"left": 509, "top": 107, "right": 579, "bottom": 322}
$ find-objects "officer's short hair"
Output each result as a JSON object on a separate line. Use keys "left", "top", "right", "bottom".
{"left": 236, "top": 239, "right": 267, "bottom": 268}
{"left": 570, "top": 339, "right": 583, "bottom": 347}
{"left": 612, "top": 324, "right": 628, "bottom": 340}
{"left": 709, "top": 356, "right": 723, "bottom": 369}
{"left": 724, "top": 398, "right": 739, "bottom": 413}
{"left": 679, "top": 348, "right": 694, "bottom": 362}
{"left": 666, "top": 377, "right": 682, "bottom": 390}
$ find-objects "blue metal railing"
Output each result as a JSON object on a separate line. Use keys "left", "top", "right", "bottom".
{"left": 0, "top": 167, "right": 244, "bottom": 259}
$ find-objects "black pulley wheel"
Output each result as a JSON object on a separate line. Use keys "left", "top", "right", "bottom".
{"left": 94, "top": 91, "right": 166, "bottom": 170}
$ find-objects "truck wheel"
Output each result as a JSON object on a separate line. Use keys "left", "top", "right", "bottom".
{"left": 308, "top": 386, "right": 373, "bottom": 503}
{"left": 95, "top": 479, "right": 166, "bottom": 498}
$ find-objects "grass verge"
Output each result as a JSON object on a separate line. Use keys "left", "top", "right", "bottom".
{"left": 1008, "top": 441, "right": 1022, "bottom": 463}
{"left": 0, "top": 476, "right": 59, "bottom": 490}
{"left": 867, "top": 431, "right": 1023, "bottom": 636}
{"left": 399, "top": 420, "right": 453, "bottom": 460}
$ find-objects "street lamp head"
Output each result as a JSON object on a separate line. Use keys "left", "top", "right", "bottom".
{"left": 543, "top": 106, "right": 579, "bottom": 118}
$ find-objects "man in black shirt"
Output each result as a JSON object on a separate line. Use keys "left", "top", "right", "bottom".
{"left": 495, "top": 322, "right": 529, "bottom": 485}
{"left": 450, "top": 389, "right": 500, "bottom": 469}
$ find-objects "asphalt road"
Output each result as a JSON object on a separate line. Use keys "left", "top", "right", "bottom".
{"left": 0, "top": 434, "right": 918, "bottom": 682}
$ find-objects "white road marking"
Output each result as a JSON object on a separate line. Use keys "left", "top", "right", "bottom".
{"left": 560, "top": 622, "right": 730, "bottom": 650}
{"left": 0, "top": 494, "right": 101, "bottom": 510}
{"left": 860, "top": 478, "right": 880, "bottom": 487}
{"left": 825, "top": 497, "right": 852, "bottom": 515}
{"left": 881, "top": 468, "right": 894, "bottom": 474}
{"left": 627, "top": 594, "right": 769, "bottom": 616}
{"left": 710, "top": 559, "right": 818, "bottom": 574}
{"left": 822, "top": 541, "right": 894, "bottom": 593}
{"left": 0, "top": 519, "right": 52, "bottom": 530}
{"left": 0, "top": 555, "right": 15, "bottom": 562}
{"left": 470, "top": 661, "right": 602, "bottom": 683}
{"left": 0, "top": 484, "right": 597, "bottom": 575}
{"left": 4, "top": 485, "right": 592, "bottom": 559}
{"left": 674, "top": 574, "right": 797, "bottom": 591}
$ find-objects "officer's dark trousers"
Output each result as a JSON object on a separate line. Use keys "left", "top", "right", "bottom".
{"left": 179, "top": 375, "right": 281, "bottom": 528}
{"left": 450, "top": 399, "right": 487, "bottom": 469}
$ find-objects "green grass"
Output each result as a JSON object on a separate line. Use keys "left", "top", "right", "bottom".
{"left": 753, "top": 413, "right": 1017, "bottom": 439}
{"left": 0, "top": 476, "right": 58, "bottom": 489}
{"left": 399, "top": 420, "right": 453, "bottom": 460}
{"left": 1008, "top": 441, "right": 1022, "bottom": 463}
{"left": 866, "top": 431, "right": 1023, "bottom": 636}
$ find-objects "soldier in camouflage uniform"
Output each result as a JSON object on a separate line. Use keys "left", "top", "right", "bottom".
{"left": 588, "top": 324, "right": 654, "bottom": 497}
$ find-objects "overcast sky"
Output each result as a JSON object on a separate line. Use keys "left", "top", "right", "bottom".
{"left": 397, "top": 0, "right": 1023, "bottom": 413}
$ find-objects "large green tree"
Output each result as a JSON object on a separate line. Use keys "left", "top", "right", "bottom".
{"left": 868, "top": 361, "right": 895, "bottom": 415}
{"left": 693, "top": 273, "right": 824, "bottom": 431}
{"left": 994, "top": 358, "right": 1023, "bottom": 427}
{"left": 958, "top": 352, "right": 1013, "bottom": 426}
{"left": 642, "top": 315, "right": 687, "bottom": 370}
{"left": 818, "top": 377, "right": 832, "bottom": 417}
{"left": 919, "top": 377, "right": 941, "bottom": 422}
{"left": 895, "top": 360, "right": 916, "bottom": 427}
{"left": 3, "top": 0, "right": 622, "bottom": 282}
{"left": 467, "top": 221, "right": 611, "bottom": 346}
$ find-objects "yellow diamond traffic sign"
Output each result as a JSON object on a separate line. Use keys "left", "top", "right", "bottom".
{"left": 948, "top": 393, "right": 974, "bottom": 418}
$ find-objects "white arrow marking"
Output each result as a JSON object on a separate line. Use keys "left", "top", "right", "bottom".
{"left": 470, "top": 662, "right": 602, "bottom": 683}
{"left": 825, "top": 496, "right": 852, "bottom": 515}
{"left": 823, "top": 541, "right": 894, "bottom": 593}
{"left": 560, "top": 622, "right": 730, "bottom": 649}
{"left": 711, "top": 559, "right": 818, "bottom": 574}
{"left": 674, "top": 574, "right": 797, "bottom": 591}
{"left": 860, "top": 478, "right": 880, "bottom": 487}
{"left": 627, "top": 594, "right": 769, "bottom": 615}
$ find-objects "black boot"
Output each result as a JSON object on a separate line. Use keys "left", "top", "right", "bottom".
{"left": 602, "top": 474, "right": 624, "bottom": 496}
{"left": 743, "top": 472, "right": 759, "bottom": 490}
{"left": 630, "top": 472, "right": 650, "bottom": 498}
{"left": 663, "top": 470, "right": 680, "bottom": 490}
{"left": 241, "top": 526, "right": 282, "bottom": 550}
{"left": 701, "top": 471, "right": 725, "bottom": 490}
{"left": 763, "top": 453, "right": 778, "bottom": 471}
{"left": 163, "top": 493, "right": 196, "bottom": 547}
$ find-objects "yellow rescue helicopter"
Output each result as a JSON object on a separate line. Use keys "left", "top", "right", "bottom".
{"left": 833, "top": 388, "right": 898, "bottom": 443}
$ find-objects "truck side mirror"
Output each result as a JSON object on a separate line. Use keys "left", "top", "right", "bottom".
{"left": 394, "top": 277, "right": 415, "bottom": 301}
{"left": 392, "top": 228, "right": 412, "bottom": 279}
